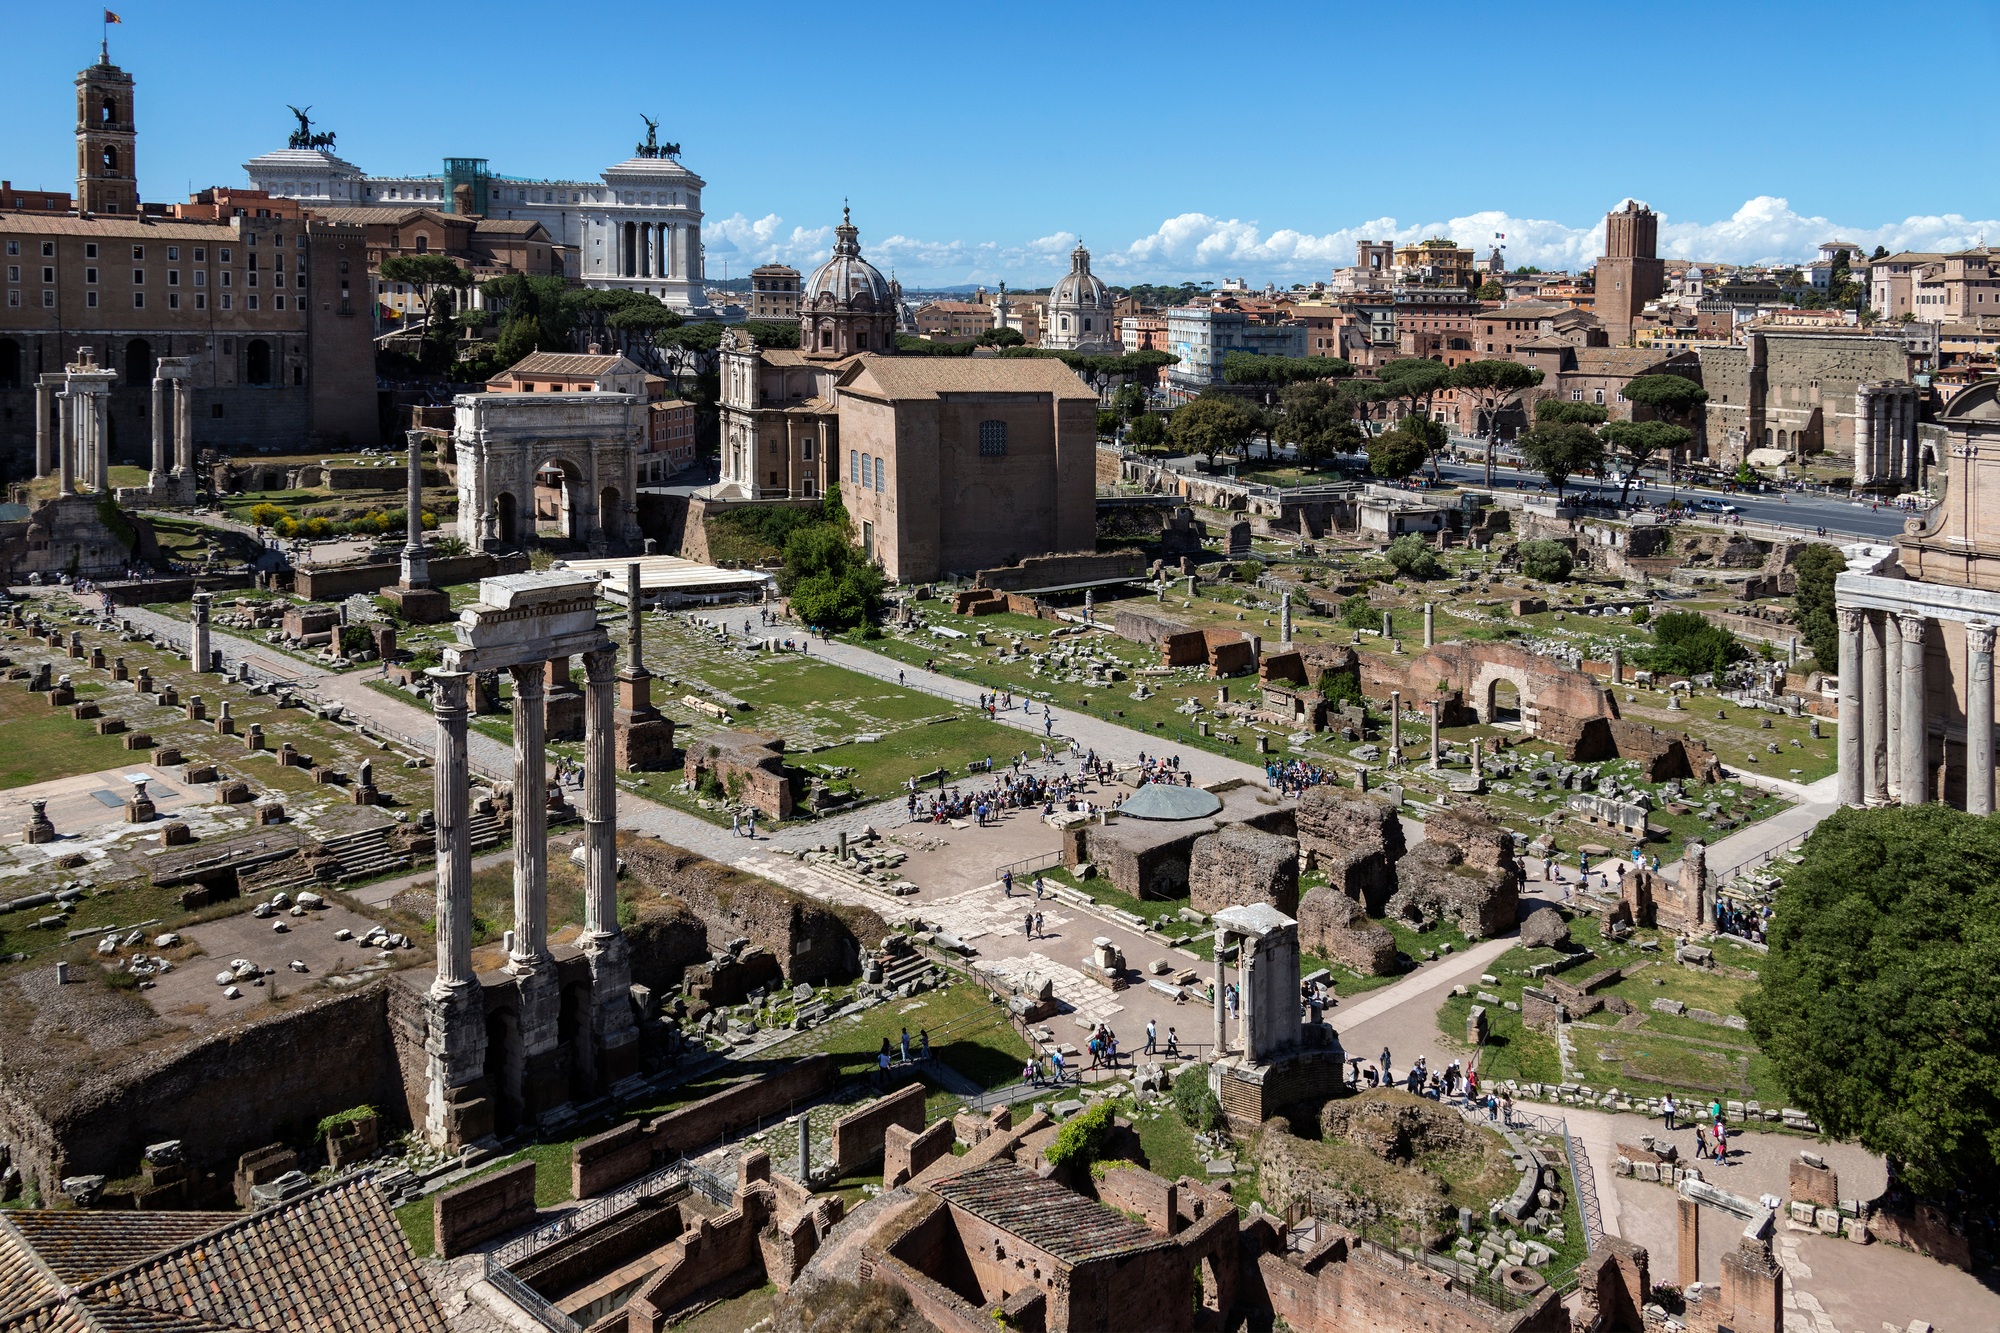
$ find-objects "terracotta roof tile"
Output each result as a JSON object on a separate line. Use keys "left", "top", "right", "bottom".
{"left": 495, "top": 352, "right": 636, "bottom": 379}
{"left": 928, "top": 1162, "right": 1166, "bottom": 1265}
{"left": 2, "top": 1213, "right": 239, "bottom": 1290}
{"left": 840, "top": 354, "right": 1096, "bottom": 401}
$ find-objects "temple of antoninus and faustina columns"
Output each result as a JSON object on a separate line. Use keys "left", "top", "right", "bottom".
{"left": 1835, "top": 381, "right": 2000, "bottom": 814}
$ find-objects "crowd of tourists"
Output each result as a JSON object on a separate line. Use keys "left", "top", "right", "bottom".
{"left": 1264, "top": 757, "right": 1345, "bottom": 797}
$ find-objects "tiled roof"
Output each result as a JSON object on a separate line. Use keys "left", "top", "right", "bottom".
{"left": 303, "top": 207, "right": 456, "bottom": 229}
{"left": 929, "top": 1162, "right": 1165, "bottom": 1266}
{"left": 841, "top": 354, "right": 1096, "bottom": 401}
{"left": 0, "top": 214, "right": 237, "bottom": 240}
{"left": 471, "top": 219, "right": 547, "bottom": 236}
{"left": 497, "top": 352, "right": 634, "bottom": 379}
{"left": 0, "top": 1179, "right": 445, "bottom": 1333}
{"left": 0, "top": 1222, "right": 62, "bottom": 1318}
{"left": 0, "top": 1212, "right": 238, "bottom": 1289}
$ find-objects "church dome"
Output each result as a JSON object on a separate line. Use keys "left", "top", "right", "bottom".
{"left": 1050, "top": 242, "right": 1109, "bottom": 308}
{"left": 804, "top": 208, "right": 892, "bottom": 307}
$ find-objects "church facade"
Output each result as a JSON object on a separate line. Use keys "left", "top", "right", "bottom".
{"left": 1042, "top": 242, "right": 1119, "bottom": 353}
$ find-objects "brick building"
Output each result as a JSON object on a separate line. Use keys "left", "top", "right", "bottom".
{"left": 0, "top": 45, "right": 377, "bottom": 462}
{"left": 305, "top": 205, "right": 565, "bottom": 328}
{"left": 1594, "top": 200, "right": 1666, "bottom": 346}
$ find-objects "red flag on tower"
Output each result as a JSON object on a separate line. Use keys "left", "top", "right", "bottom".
{"left": 104, "top": 10, "right": 122, "bottom": 22}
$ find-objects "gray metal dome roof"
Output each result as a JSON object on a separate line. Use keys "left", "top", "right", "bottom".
{"left": 804, "top": 207, "right": 892, "bottom": 307}
{"left": 1118, "top": 783, "right": 1222, "bottom": 821}
{"left": 1050, "top": 242, "right": 1109, "bottom": 308}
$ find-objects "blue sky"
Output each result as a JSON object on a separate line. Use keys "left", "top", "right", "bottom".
{"left": 6, "top": 1, "right": 1999, "bottom": 286}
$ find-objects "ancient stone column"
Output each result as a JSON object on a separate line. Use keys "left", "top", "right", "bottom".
{"left": 1967, "top": 621, "right": 1995, "bottom": 817}
{"left": 1837, "top": 606, "right": 1865, "bottom": 808}
{"left": 1428, "top": 699, "right": 1442, "bottom": 769}
{"left": 1471, "top": 737, "right": 1483, "bottom": 778}
{"left": 1862, "top": 612, "right": 1889, "bottom": 804}
{"left": 1610, "top": 645, "right": 1623, "bottom": 686}
{"left": 1280, "top": 593, "right": 1292, "bottom": 646}
{"left": 582, "top": 649, "right": 618, "bottom": 941}
{"left": 149, "top": 371, "right": 169, "bottom": 493}
{"left": 173, "top": 378, "right": 193, "bottom": 479}
{"left": 429, "top": 670, "right": 475, "bottom": 993}
{"left": 1381, "top": 610, "right": 1392, "bottom": 639}
{"left": 34, "top": 375, "right": 59, "bottom": 479}
{"left": 1897, "top": 613, "right": 1928, "bottom": 805}
{"left": 1212, "top": 927, "right": 1228, "bottom": 1055}
{"left": 189, "top": 593, "right": 211, "bottom": 674}
{"left": 508, "top": 663, "right": 551, "bottom": 966}
{"left": 56, "top": 390, "right": 76, "bottom": 497}
{"left": 1389, "top": 690, "right": 1402, "bottom": 764}
{"left": 400, "top": 431, "right": 430, "bottom": 590}
{"left": 1423, "top": 602, "right": 1434, "bottom": 648}
{"left": 90, "top": 387, "right": 110, "bottom": 492}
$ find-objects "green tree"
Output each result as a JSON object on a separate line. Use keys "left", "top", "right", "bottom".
{"left": 1384, "top": 533, "right": 1444, "bottom": 580}
{"left": 1601, "top": 420, "right": 1694, "bottom": 505}
{"left": 1451, "top": 360, "right": 1544, "bottom": 486}
{"left": 380, "top": 254, "right": 472, "bottom": 371}
{"left": 777, "top": 502, "right": 882, "bottom": 633}
{"left": 1619, "top": 374, "right": 1710, "bottom": 468}
{"left": 975, "top": 325, "right": 1026, "bottom": 347}
{"left": 1338, "top": 594, "right": 1377, "bottom": 630}
{"left": 1517, "top": 419, "right": 1605, "bottom": 500}
{"left": 1371, "top": 357, "right": 1453, "bottom": 424}
{"left": 1169, "top": 393, "right": 1258, "bottom": 469}
{"left": 1535, "top": 398, "right": 1609, "bottom": 427}
{"left": 1112, "top": 382, "right": 1149, "bottom": 424}
{"left": 1045, "top": 1099, "right": 1117, "bottom": 1170}
{"left": 1366, "top": 424, "right": 1428, "bottom": 480}
{"left": 1643, "top": 610, "right": 1745, "bottom": 676}
{"left": 1171, "top": 1069, "right": 1222, "bottom": 1133}
{"left": 1517, "top": 539, "right": 1574, "bottom": 582}
{"left": 1792, "top": 543, "right": 1846, "bottom": 667}
{"left": 1744, "top": 805, "right": 2000, "bottom": 1201}
{"left": 1096, "top": 408, "right": 1120, "bottom": 437}
{"left": 1276, "top": 379, "right": 1365, "bottom": 470}
{"left": 1475, "top": 280, "right": 1504, "bottom": 300}
{"left": 1126, "top": 412, "right": 1168, "bottom": 452}
{"left": 1220, "top": 352, "right": 1355, "bottom": 385}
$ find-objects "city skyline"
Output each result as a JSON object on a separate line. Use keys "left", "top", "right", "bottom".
{"left": 4, "top": 2, "right": 1998, "bottom": 286}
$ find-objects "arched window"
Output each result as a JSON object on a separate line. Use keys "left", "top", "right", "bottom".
{"left": 415, "top": 235, "right": 429, "bottom": 254}
{"left": 101, "top": 98, "right": 116, "bottom": 124}
{"left": 978, "top": 420, "right": 1008, "bottom": 457}
{"left": 0, "top": 339, "right": 19, "bottom": 390}
{"left": 101, "top": 144, "right": 118, "bottom": 175}
{"left": 1060, "top": 316, "right": 1070, "bottom": 332}
{"left": 244, "top": 339, "right": 273, "bottom": 385}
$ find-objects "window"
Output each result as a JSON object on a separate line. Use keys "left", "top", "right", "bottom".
{"left": 978, "top": 420, "right": 1008, "bottom": 457}
{"left": 875, "top": 459, "right": 885, "bottom": 492}
{"left": 275, "top": 295, "right": 285, "bottom": 309}
{"left": 42, "top": 242, "right": 53, "bottom": 257}
{"left": 415, "top": 235, "right": 428, "bottom": 254}
{"left": 248, "top": 294, "right": 259, "bottom": 310}
{"left": 219, "top": 248, "right": 230, "bottom": 262}
{"left": 132, "top": 292, "right": 143, "bottom": 308}
{"left": 295, "top": 273, "right": 306, "bottom": 288}
{"left": 4, "top": 266, "right": 14, "bottom": 282}
{"left": 132, "top": 269, "right": 143, "bottom": 284}
{"left": 802, "top": 438, "right": 815, "bottom": 460}
{"left": 212, "top": 403, "right": 224, "bottom": 418}
{"left": 83, "top": 243, "right": 95, "bottom": 258}
{"left": 44, "top": 267, "right": 56, "bottom": 283}
{"left": 194, "top": 293, "right": 205, "bottom": 310}
{"left": 1593, "top": 388, "right": 1604, "bottom": 405}
{"left": 42, "top": 290, "right": 53, "bottom": 308}
{"left": 193, "top": 247, "right": 205, "bottom": 262}
{"left": 83, "top": 267, "right": 95, "bottom": 284}
{"left": 86, "top": 291, "right": 97, "bottom": 307}
{"left": 248, "top": 272, "right": 258, "bottom": 288}
{"left": 167, "top": 246, "right": 178, "bottom": 261}
{"left": 861, "top": 454, "right": 873, "bottom": 488}
{"left": 5, "top": 292, "right": 16, "bottom": 308}
{"left": 221, "top": 271, "right": 231, "bottom": 287}
{"left": 2, "top": 241, "right": 12, "bottom": 256}
{"left": 221, "top": 294, "right": 232, "bottom": 309}
{"left": 193, "top": 270, "right": 205, "bottom": 287}
{"left": 850, "top": 449, "right": 859, "bottom": 484}
{"left": 132, "top": 246, "right": 143, "bottom": 260}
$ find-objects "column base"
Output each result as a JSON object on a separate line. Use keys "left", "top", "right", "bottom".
{"left": 510, "top": 965, "right": 571, "bottom": 1130}
{"left": 384, "top": 584, "right": 453, "bottom": 624}
{"left": 585, "top": 934, "right": 642, "bottom": 1093}
{"left": 615, "top": 709, "right": 676, "bottom": 771}
{"left": 422, "top": 982, "right": 493, "bottom": 1150}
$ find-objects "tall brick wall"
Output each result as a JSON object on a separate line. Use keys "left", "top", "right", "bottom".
{"left": 434, "top": 1160, "right": 537, "bottom": 1258}
{"left": 626, "top": 1194, "right": 770, "bottom": 1329}
{"left": 830, "top": 1081, "right": 927, "bottom": 1174}
{"left": 884, "top": 1117, "right": 955, "bottom": 1188}
{"left": 571, "top": 1055, "right": 835, "bottom": 1197}
{"left": 294, "top": 551, "right": 516, "bottom": 601}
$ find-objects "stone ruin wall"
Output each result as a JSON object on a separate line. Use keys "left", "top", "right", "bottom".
{"left": 0, "top": 982, "right": 410, "bottom": 1200}
{"left": 621, "top": 838, "right": 883, "bottom": 984}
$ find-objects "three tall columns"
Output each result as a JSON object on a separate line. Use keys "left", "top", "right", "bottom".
{"left": 1840, "top": 605, "right": 1995, "bottom": 813}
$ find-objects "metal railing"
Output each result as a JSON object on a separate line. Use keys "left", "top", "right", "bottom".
{"left": 1499, "top": 1106, "right": 1604, "bottom": 1253}
{"left": 992, "top": 850, "right": 1063, "bottom": 883}
{"left": 1709, "top": 828, "right": 1811, "bottom": 891}
{"left": 490, "top": 1161, "right": 691, "bottom": 1269}
{"left": 481, "top": 1255, "right": 583, "bottom": 1333}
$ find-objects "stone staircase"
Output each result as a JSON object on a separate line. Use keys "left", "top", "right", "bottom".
{"left": 320, "top": 826, "right": 409, "bottom": 881}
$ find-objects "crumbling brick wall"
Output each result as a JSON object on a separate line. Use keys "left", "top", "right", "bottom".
{"left": 624, "top": 895, "right": 715, "bottom": 992}
{"left": 1296, "top": 888, "right": 1398, "bottom": 976}
{"left": 830, "top": 1082, "right": 927, "bottom": 1175}
{"left": 1387, "top": 806, "right": 1519, "bottom": 939}
{"left": 685, "top": 730, "right": 794, "bottom": 819}
{"left": 1296, "top": 790, "right": 1403, "bottom": 914}
{"left": 885, "top": 1117, "right": 956, "bottom": 1188}
{"left": 1189, "top": 824, "right": 1299, "bottom": 916}
{"left": 434, "top": 1160, "right": 536, "bottom": 1258}
{"left": 622, "top": 838, "right": 882, "bottom": 983}
{"left": 626, "top": 1190, "right": 773, "bottom": 1331}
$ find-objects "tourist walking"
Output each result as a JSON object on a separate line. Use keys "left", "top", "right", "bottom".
{"left": 899, "top": 1028, "right": 911, "bottom": 1064}
{"left": 1024, "top": 913, "right": 1035, "bottom": 940}
{"left": 1663, "top": 1095, "right": 1677, "bottom": 1131}
{"left": 1034, "top": 911, "right": 1044, "bottom": 938}
{"left": 1145, "top": 1019, "right": 1157, "bottom": 1056}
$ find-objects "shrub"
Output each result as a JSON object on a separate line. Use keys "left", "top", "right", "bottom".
{"left": 1338, "top": 594, "right": 1377, "bottom": 630}
{"left": 1644, "top": 610, "right": 1746, "bottom": 677}
{"left": 1044, "top": 1099, "right": 1116, "bottom": 1170}
{"left": 1384, "top": 534, "right": 1443, "bottom": 581}
{"left": 1518, "top": 539, "right": 1574, "bottom": 583}
{"left": 1237, "top": 560, "right": 1264, "bottom": 583}
{"left": 1630, "top": 604, "right": 1651, "bottom": 626}
{"left": 1171, "top": 1069, "right": 1222, "bottom": 1133}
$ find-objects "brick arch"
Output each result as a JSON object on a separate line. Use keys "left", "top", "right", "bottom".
{"left": 1470, "top": 659, "right": 1538, "bottom": 731}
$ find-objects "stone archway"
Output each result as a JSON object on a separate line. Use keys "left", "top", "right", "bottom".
{"left": 494, "top": 491, "right": 521, "bottom": 545}
{"left": 452, "top": 392, "right": 641, "bottom": 554}
{"left": 1470, "top": 660, "right": 1535, "bottom": 730}
{"left": 1489, "top": 677, "right": 1521, "bottom": 725}
{"left": 535, "top": 457, "right": 589, "bottom": 543}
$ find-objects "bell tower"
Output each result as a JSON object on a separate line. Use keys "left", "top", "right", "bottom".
{"left": 75, "top": 41, "right": 137, "bottom": 215}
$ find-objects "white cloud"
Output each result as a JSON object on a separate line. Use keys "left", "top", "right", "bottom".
{"left": 705, "top": 198, "right": 2000, "bottom": 287}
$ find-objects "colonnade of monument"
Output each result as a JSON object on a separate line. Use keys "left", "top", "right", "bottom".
{"left": 422, "top": 572, "right": 638, "bottom": 1145}
{"left": 1836, "top": 605, "right": 1995, "bottom": 814}
{"left": 33, "top": 347, "right": 195, "bottom": 500}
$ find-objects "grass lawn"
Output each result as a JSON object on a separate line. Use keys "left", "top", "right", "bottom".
{"left": 760, "top": 982, "right": 1032, "bottom": 1094}
{"left": 0, "top": 682, "right": 157, "bottom": 788}
{"left": 1128, "top": 1094, "right": 1265, "bottom": 1212}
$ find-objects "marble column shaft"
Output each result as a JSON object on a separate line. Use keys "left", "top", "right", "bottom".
{"left": 430, "top": 670, "right": 474, "bottom": 994}
{"left": 1428, "top": 700, "right": 1441, "bottom": 768}
{"left": 1968, "top": 622, "right": 1995, "bottom": 817}
{"left": 90, "top": 390, "right": 109, "bottom": 491}
{"left": 1212, "top": 929, "right": 1227, "bottom": 1055}
{"left": 150, "top": 375, "right": 168, "bottom": 485}
{"left": 401, "top": 431, "right": 430, "bottom": 588}
{"left": 1389, "top": 691, "right": 1401, "bottom": 764}
{"left": 1897, "top": 613, "right": 1928, "bottom": 805}
{"left": 56, "top": 392, "right": 76, "bottom": 496}
{"left": 582, "top": 648, "right": 618, "bottom": 939}
{"left": 1836, "top": 607, "right": 1864, "bottom": 808}
{"left": 509, "top": 664, "right": 550, "bottom": 965}
{"left": 173, "top": 380, "right": 193, "bottom": 477}
{"left": 34, "top": 378, "right": 56, "bottom": 479}
{"left": 1862, "top": 612, "right": 1888, "bottom": 804}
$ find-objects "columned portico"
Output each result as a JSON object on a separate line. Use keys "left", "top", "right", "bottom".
{"left": 1967, "top": 622, "right": 1995, "bottom": 816}
{"left": 1896, "top": 613, "right": 1929, "bottom": 804}
{"left": 420, "top": 573, "right": 638, "bottom": 1147}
